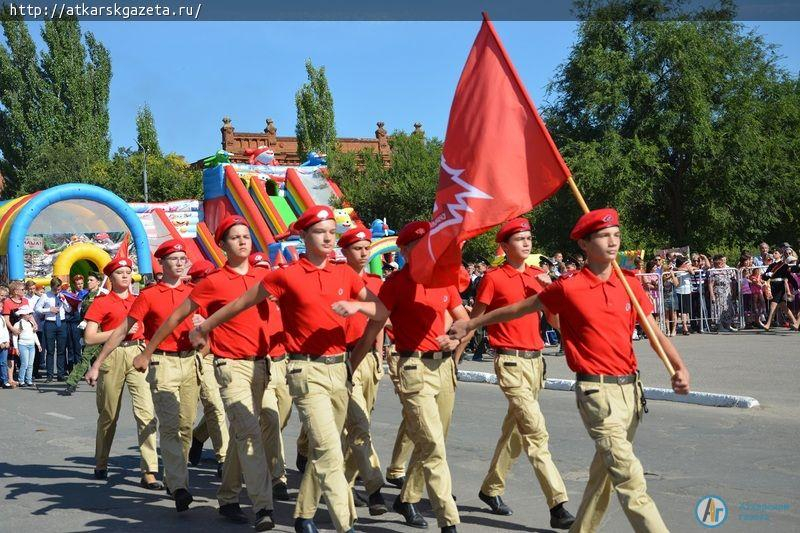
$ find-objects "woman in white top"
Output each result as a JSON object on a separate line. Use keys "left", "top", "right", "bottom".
{"left": 674, "top": 257, "right": 695, "bottom": 336}
{"left": 14, "top": 305, "right": 41, "bottom": 387}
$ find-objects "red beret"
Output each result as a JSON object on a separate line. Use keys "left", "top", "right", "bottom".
{"left": 293, "top": 205, "right": 335, "bottom": 232}
{"left": 154, "top": 238, "right": 187, "bottom": 259}
{"left": 337, "top": 227, "right": 372, "bottom": 248}
{"left": 103, "top": 257, "right": 133, "bottom": 277}
{"left": 495, "top": 217, "right": 532, "bottom": 243}
{"left": 569, "top": 208, "right": 620, "bottom": 240}
{"left": 396, "top": 221, "right": 430, "bottom": 246}
{"left": 188, "top": 259, "right": 215, "bottom": 280}
{"left": 248, "top": 252, "right": 271, "bottom": 268}
{"left": 215, "top": 215, "right": 249, "bottom": 244}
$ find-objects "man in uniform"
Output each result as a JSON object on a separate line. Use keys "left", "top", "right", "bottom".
{"left": 92, "top": 239, "right": 200, "bottom": 512}
{"left": 186, "top": 259, "right": 229, "bottom": 479}
{"left": 134, "top": 218, "right": 276, "bottom": 530}
{"left": 449, "top": 209, "right": 691, "bottom": 533}
{"left": 83, "top": 259, "right": 160, "bottom": 490}
{"left": 346, "top": 221, "right": 466, "bottom": 533}
{"left": 337, "top": 227, "right": 388, "bottom": 515}
{"left": 454, "top": 218, "right": 574, "bottom": 529}
{"left": 190, "top": 206, "right": 388, "bottom": 533}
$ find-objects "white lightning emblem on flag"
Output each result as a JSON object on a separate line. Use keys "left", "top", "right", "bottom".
{"left": 427, "top": 156, "right": 493, "bottom": 259}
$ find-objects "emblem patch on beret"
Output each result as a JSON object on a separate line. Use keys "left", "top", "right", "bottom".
{"left": 356, "top": 231, "right": 366, "bottom": 239}
{"left": 602, "top": 215, "right": 613, "bottom": 222}
{"left": 119, "top": 260, "right": 127, "bottom": 266}
{"left": 318, "top": 209, "right": 329, "bottom": 219}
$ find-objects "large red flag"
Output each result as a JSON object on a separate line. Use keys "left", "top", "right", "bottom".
{"left": 410, "top": 13, "right": 571, "bottom": 287}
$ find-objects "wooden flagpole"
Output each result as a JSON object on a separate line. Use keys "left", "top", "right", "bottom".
{"left": 566, "top": 178, "right": 676, "bottom": 377}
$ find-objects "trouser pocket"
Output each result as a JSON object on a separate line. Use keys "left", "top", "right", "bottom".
{"left": 399, "top": 359, "right": 424, "bottom": 394}
{"left": 286, "top": 362, "right": 309, "bottom": 396}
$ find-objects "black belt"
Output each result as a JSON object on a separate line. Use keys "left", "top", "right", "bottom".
{"left": 154, "top": 350, "right": 194, "bottom": 358}
{"left": 235, "top": 355, "right": 266, "bottom": 361}
{"left": 576, "top": 373, "right": 637, "bottom": 385}
{"left": 398, "top": 351, "right": 452, "bottom": 360}
{"left": 288, "top": 353, "right": 346, "bottom": 364}
{"left": 119, "top": 340, "right": 142, "bottom": 348}
{"left": 270, "top": 354, "right": 287, "bottom": 363}
{"left": 496, "top": 348, "right": 542, "bottom": 359}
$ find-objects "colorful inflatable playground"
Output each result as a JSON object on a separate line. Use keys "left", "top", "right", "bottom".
{"left": 0, "top": 148, "right": 398, "bottom": 285}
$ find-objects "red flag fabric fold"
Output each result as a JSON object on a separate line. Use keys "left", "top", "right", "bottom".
{"left": 410, "top": 13, "right": 571, "bottom": 287}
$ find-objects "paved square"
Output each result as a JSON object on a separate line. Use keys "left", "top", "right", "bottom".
{"left": 0, "top": 330, "right": 797, "bottom": 532}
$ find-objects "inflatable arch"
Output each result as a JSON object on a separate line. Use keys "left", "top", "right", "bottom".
{"left": 368, "top": 236, "right": 401, "bottom": 275}
{"left": 7, "top": 184, "right": 152, "bottom": 280}
{"left": 53, "top": 242, "right": 112, "bottom": 277}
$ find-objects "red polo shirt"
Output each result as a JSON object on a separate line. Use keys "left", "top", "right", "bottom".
{"left": 261, "top": 256, "right": 364, "bottom": 355}
{"left": 537, "top": 267, "right": 653, "bottom": 375}
{"left": 267, "top": 300, "right": 286, "bottom": 358}
{"left": 345, "top": 272, "right": 383, "bottom": 349}
{"left": 378, "top": 267, "right": 461, "bottom": 352}
{"left": 129, "top": 281, "right": 195, "bottom": 352}
{"left": 477, "top": 263, "right": 546, "bottom": 351}
{"left": 84, "top": 291, "right": 144, "bottom": 342}
{"left": 190, "top": 264, "right": 270, "bottom": 359}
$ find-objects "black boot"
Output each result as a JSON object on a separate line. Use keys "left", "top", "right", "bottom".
{"left": 293, "top": 517, "right": 319, "bottom": 533}
{"left": 218, "top": 503, "right": 248, "bottom": 523}
{"left": 254, "top": 509, "right": 274, "bottom": 531}
{"left": 392, "top": 496, "right": 428, "bottom": 529}
{"left": 173, "top": 488, "right": 193, "bottom": 512}
{"left": 550, "top": 502, "right": 576, "bottom": 530}
{"left": 296, "top": 453, "right": 308, "bottom": 474}
{"left": 441, "top": 527, "right": 457, "bottom": 533}
{"left": 478, "top": 490, "right": 513, "bottom": 515}
{"left": 272, "top": 481, "right": 292, "bottom": 501}
{"left": 188, "top": 438, "right": 204, "bottom": 466}
{"left": 368, "top": 489, "right": 388, "bottom": 516}
{"left": 385, "top": 474, "right": 405, "bottom": 489}
{"left": 93, "top": 468, "right": 107, "bottom": 480}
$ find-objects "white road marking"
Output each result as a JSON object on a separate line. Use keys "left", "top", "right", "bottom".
{"left": 45, "top": 412, "right": 75, "bottom": 420}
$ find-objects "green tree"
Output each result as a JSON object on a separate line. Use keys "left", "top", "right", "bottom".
{"left": 135, "top": 104, "right": 162, "bottom": 157}
{"left": 330, "top": 130, "right": 499, "bottom": 263}
{"left": 295, "top": 60, "right": 336, "bottom": 161}
{"left": 534, "top": 0, "right": 800, "bottom": 256}
{"left": 94, "top": 149, "right": 202, "bottom": 203}
{"left": 0, "top": 11, "right": 111, "bottom": 195}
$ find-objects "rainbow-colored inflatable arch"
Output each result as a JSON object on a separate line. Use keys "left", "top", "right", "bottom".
{"left": 1, "top": 184, "right": 152, "bottom": 280}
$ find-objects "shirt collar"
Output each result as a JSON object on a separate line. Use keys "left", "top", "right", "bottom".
{"left": 156, "top": 281, "right": 188, "bottom": 293}
{"left": 581, "top": 267, "right": 619, "bottom": 288}
{"left": 298, "top": 255, "right": 333, "bottom": 273}
{"left": 222, "top": 263, "right": 255, "bottom": 279}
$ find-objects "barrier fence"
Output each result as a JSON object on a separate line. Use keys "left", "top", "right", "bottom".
{"left": 636, "top": 266, "right": 800, "bottom": 333}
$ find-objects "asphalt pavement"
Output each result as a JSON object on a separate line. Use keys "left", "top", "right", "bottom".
{"left": 0, "top": 329, "right": 797, "bottom": 532}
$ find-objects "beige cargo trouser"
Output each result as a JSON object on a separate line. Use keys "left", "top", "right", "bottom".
{"left": 215, "top": 357, "right": 273, "bottom": 513}
{"left": 95, "top": 343, "right": 158, "bottom": 474}
{"left": 146, "top": 351, "right": 200, "bottom": 492}
{"left": 481, "top": 354, "right": 568, "bottom": 508}
{"left": 570, "top": 377, "right": 668, "bottom": 533}
{"left": 290, "top": 357, "right": 356, "bottom": 532}
{"left": 192, "top": 352, "right": 228, "bottom": 463}
{"left": 397, "top": 355, "right": 459, "bottom": 527}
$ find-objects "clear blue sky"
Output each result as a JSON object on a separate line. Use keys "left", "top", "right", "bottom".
{"left": 39, "top": 21, "right": 800, "bottom": 162}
